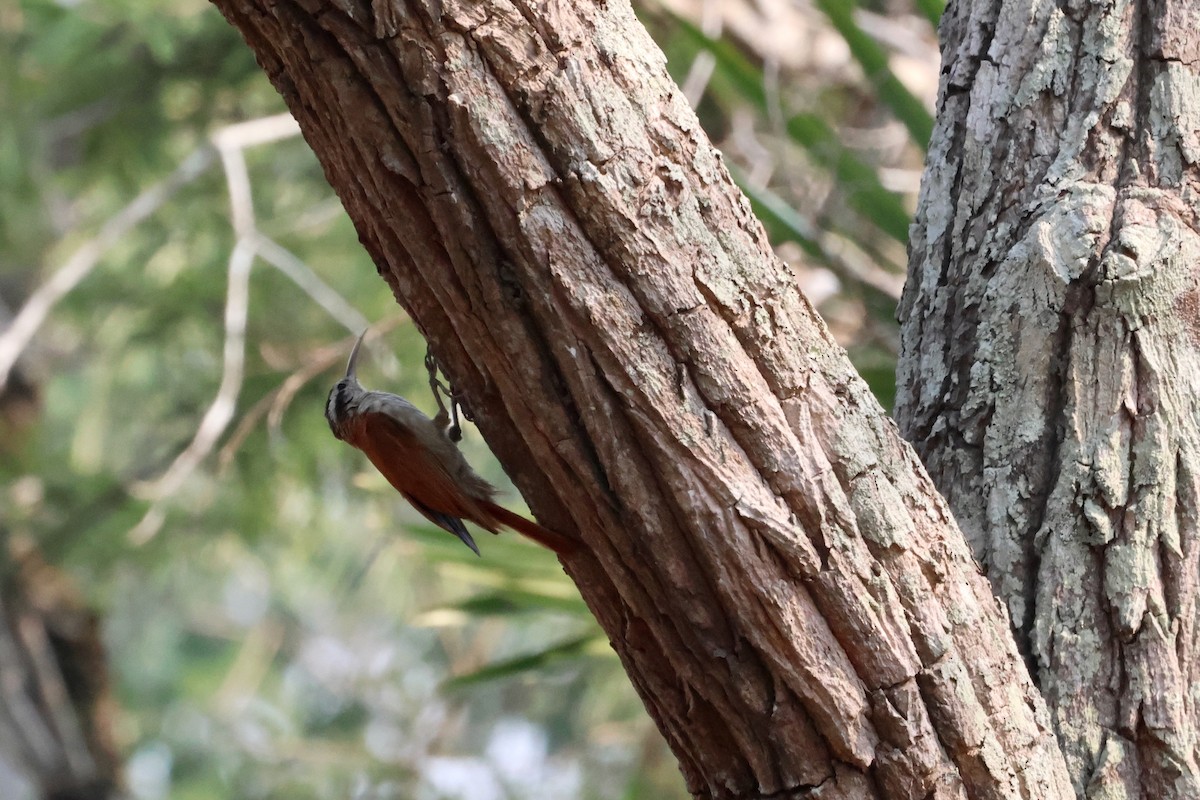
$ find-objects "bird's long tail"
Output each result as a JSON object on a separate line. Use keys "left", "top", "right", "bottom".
{"left": 482, "top": 502, "right": 576, "bottom": 556}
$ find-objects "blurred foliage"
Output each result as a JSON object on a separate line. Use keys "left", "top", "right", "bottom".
{"left": 0, "top": 0, "right": 937, "bottom": 798}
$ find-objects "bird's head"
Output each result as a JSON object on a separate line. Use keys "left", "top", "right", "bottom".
{"left": 326, "top": 330, "right": 368, "bottom": 440}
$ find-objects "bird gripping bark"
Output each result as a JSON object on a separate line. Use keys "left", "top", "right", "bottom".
{"left": 325, "top": 331, "right": 573, "bottom": 556}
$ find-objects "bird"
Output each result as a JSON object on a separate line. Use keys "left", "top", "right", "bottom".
{"left": 325, "top": 331, "right": 573, "bottom": 556}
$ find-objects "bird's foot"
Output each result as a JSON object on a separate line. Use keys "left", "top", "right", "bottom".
{"left": 425, "top": 347, "right": 472, "bottom": 442}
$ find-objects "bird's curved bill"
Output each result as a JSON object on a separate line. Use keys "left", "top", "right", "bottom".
{"left": 346, "top": 329, "right": 368, "bottom": 379}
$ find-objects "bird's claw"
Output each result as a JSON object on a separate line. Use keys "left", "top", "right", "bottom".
{"left": 426, "top": 347, "right": 471, "bottom": 442}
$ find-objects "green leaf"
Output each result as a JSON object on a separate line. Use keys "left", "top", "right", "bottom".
{"left": 811, "top": 0, "right": 934, "bottom": 148}
{"left": 670, "top": 17, "right": 912, "bottom": 244}
{"left": 450, "top": 589, "right": 590, "bottom": 617}
{"left": 669, "top": 16, "right": 768, "bottom": 107}
{"left": 855, "top": 362, "right": 898, "bottom": 412}
{"left": 786, "top": 113, "right": 911, "bottom": 243}
{"left": 442, "top": 635, "right": 601, "bottom": 688}
{"left": 729, "top": 162, "right": 826, "bottom": 260}
{"left": 914, "top": 0, "right": 947, "bottom": 29}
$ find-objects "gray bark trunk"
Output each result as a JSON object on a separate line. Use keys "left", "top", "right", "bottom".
{"left": 896, "top": 0, "right": 1200, "bottom": 795}
{"left": 211, "top": 0, "right": 1073, "bottom": 796}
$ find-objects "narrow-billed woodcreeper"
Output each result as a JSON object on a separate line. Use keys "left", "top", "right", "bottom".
{"left": 325, "top": 332, "right": 571, "bottom": 556}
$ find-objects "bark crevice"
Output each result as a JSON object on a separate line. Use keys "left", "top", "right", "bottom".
{"left": 212, "top": 0, "right": 1077, "bottom": 796}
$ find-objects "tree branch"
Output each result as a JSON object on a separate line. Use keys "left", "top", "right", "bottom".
{"left": 0, "top": 147, "right": 216, "bottom": 390}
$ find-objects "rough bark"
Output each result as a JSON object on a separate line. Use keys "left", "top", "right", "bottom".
{"left": 896, "top": 0, "right": 1200, "bottom": 795}
{"left": 210, "top": 1, "right": 1072, "bottom": 797}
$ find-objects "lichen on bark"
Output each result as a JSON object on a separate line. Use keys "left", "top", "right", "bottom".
{"left": 213, "top": 0, "right": 1078, "bottom": 796}
{"left": 897, "top": 0, "right": 1200, "bottom": 794}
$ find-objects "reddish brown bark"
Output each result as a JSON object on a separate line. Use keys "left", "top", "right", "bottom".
{"left": 210, "top": 1, "right": 1072, "bottom": 796}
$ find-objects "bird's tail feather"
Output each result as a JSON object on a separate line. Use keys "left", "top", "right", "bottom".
{"left": 483, "top": 502, "right": 575, "bottom": 555}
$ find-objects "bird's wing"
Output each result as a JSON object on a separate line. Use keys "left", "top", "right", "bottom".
{"left": 402, "top": 493, "right": 481, "bottom": 555}
{"left": 346, "top": 410, "right": 495, "bottom": 529}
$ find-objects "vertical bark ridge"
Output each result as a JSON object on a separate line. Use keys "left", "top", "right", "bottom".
{"left": 213, "top": 0, "right": 1073, "bottom": 796}
{"left": 898, "top": 0, "right": 1200, "bottom": 793}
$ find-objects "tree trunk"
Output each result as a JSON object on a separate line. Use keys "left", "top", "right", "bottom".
{"left": 0, "top": 331, "right": 121, "bottom": 800}
{"left": 210, "top": 1, "right": 1072, "bottom": 797}
{"left": 896, "top": 0, "right": 1200, "bottom": 795}
{"left": 0, "top": 545, "right": 122, "bottom": 800}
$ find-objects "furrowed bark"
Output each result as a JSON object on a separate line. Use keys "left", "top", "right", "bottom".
{"left": 211, "top": 1, "right": 1072, "bottom": 796}
{"left": 897, "top": 0, "right": 1200, "bottom": 794}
